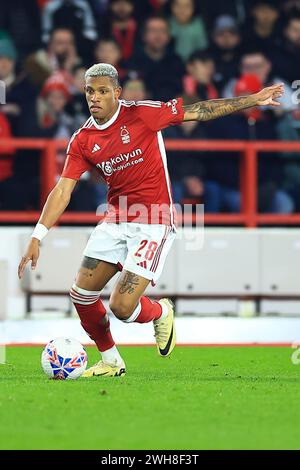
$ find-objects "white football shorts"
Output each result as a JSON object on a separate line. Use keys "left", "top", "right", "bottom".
{"left": 83, "top": 222, "right": 176, "bottom": 284}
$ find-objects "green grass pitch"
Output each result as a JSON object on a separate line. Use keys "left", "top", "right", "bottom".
{"left": 1, "top": 345, "right": 300, "bottom": 450}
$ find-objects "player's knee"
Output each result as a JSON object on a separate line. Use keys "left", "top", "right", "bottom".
{"left": 109, "top": 299, "right": 132, "bottom": 320}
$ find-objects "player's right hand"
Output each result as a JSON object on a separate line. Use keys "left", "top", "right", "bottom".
{"left": 18, "top": 238, "right": 40, "bottom": 279}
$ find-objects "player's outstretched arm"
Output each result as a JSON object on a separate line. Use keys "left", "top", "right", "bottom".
{"left": 183, "top": 83, "right": 285, "bottom": 122}
{"left": 18, "top": 177, "right": 77, "bottom": 279}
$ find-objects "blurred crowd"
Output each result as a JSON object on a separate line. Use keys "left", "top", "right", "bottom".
{"left": 1, "top": 0, "right": 300, "bottom": 214}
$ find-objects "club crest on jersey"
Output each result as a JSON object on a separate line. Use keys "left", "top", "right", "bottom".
{"left": 120, "top": 126, "right": 130, "bottom": 144}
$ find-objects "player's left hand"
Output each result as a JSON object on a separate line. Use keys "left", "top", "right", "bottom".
{"left": 255, "top": 83, "right": 285, "bottom": 107}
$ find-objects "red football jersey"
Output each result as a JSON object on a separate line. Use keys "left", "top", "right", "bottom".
{"left": 62, "top": 98, "right": 185, "bottom": 225}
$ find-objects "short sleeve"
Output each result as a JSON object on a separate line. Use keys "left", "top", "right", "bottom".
{"left": 61, "top": 132, "right": 92, "bottom": 180}
{"left": 136, "top": 98, "right": 184, "bottom": 132}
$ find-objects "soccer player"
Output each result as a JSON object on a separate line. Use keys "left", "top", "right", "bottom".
{"left": 18, "top": 64, "right": 283, "bottom": 377}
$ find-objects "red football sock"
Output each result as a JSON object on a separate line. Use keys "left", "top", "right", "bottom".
{"left": 73, "top": 299, "right": 115, "bottom": 352}
{"left": 134, "top": 296, "right": 163, "bottom": 323}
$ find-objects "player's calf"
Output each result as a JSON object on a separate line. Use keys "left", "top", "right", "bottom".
{"left": 108, "top": 299, "right": 133, "bottom": 321}
{"left": 70, "top": 284, "right": 123, "bottom": 368}
{"left": 110, "top": 295, "right": 176, "bottom": 357}
{"left": 109, "top": 295, "right": 168, "bottom": 323}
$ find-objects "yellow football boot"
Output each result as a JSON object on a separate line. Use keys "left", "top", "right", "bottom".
{"left": 153, "top": 298, "right": 176, "bottom": 357}
{"left": 82, "top": 360, "right": 126, "bottom": 378}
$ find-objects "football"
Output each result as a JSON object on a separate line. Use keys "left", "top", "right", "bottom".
{"left": 41, "top": 337, "right": 87, "bottom": 380}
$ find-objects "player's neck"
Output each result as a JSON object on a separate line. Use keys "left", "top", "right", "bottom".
{"left": 95, "top": 102, "right": 119, "bottom": 125}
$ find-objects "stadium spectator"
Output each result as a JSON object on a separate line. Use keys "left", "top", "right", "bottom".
{"left": 210, "top": 15, "right": 242, "bottom": 92}
{"left": 168, "top": 0, "right": 208, "bottom": 63}
{"left": 94, "top": 38, "right": 127, "bottom": 81}
{"left": 0, "top": 111, "right": 38, "bottom": 211}
{"left": 98, "top": 0, "right": 137, "bottom": 61}
{"left": 163, "top": 118, "right": 221, "bottom": 212}
{"left": 128, "top": 15, "right": 185, "bottom": 100}
{"left": 273, "top": 11, "right": 300, "bottom": 84}
{"left": 224, "top": 49, "right": 299, "bottom": 193}
{"left": 184, "top": 50, "right": 219, "bottom": 102}
{"left": 38, "top": 73, "right": 73, "bottom": 138}
{"left": 122, "top": 76, "right": 148, "bottom": 101}
{"left": 282, "top": 156, "right": 300, "bottom": 212}
{"left": 25, "top": 28, "right": 81, "bottom": 88}
{"left": 0, "top": 34, "right": 40, "bottom": 207}
{"left": 198, "top": 0, "right": 250, "bottom": 29}
{"left": 65, "top": 66, "right": 90, "bottom": 131}
{"left": 0, "top": 35, "right": 17, "bottom": 85}
{"left": 224, "top": 50, "right": 296, "bottom": 114}
{"left": 41, "top": 0, "right": 98, "bottom": 61}
{"left": 272, "top": 10, "right": 300, "bottom": 210}
{"left": 0, "top": 35, "right": 38, "bottom": 136}
{"left": 0, "top": 0, "right": 41, "bottom": 62}
{"left": 1, "top": 83, "right": 40, "bottom": 211}
{"left": 242, "top": 0, "right": 281, "bottom": 53}
{"left": 0, "top": 112, "right": 15, "bottom": 209}
{"left": 206, "top": 74, "right": 295, "bottom": 213}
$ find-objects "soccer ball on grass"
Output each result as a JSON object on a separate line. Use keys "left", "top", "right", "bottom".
{"left": 41, "top": 337, "right": 87, "bottom": 380}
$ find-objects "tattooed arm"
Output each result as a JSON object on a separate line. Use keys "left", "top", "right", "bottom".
{"left": 183, "top": 83, "right": 285, "bottom": 122}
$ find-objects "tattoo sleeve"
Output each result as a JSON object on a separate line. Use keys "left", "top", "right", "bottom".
{"left": 118, "top": 272, "right": 140, "bottom": 295}
{"left": 183, "top": 95, "right": 258, "bottom": 122}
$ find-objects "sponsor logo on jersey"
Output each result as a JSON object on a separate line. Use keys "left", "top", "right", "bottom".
{"left": 92, "top": 143, "right": 101, "bottom": 153}
{"left": 120, "top": 125, "right": 130, "bottom": 144}
{"left": 100, "top": 161, "right": 114, "bottom": 176}
{"left": 167, "top": 99, "right": 178, "bottom": 115}
{"left": 96, "top": 148, "right": 143, "bottom": 176}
